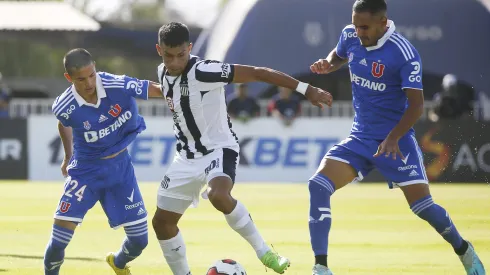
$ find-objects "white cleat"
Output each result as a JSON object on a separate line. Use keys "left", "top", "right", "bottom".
{"left": 312, "top": 264, "right": 334, "bottom": 275}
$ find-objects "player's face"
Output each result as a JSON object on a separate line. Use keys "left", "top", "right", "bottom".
{"left": 64, "top": 63, "right": 97, "bottom": 96}
{"left": 156, "top": 43, "right": 192, "bottom": 76}
{"left": 352, "top": 11, "right": 387, "bottom": 47}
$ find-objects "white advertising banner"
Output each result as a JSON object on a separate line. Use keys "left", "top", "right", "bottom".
{"left": 28, "top": 116, "right": 352, "bottom": 182}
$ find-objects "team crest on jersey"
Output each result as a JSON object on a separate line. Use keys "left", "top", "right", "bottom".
{"left": 166, "top": 97, "right": 175, "bottom": 112}
{"left": 59, "top": 201, "right": 71, "bottom": 213}
{"left": 348, "top": 52, "right": 354, "bottom": 63}
{"left": 371, "top": 62, "right": 385, "bottom": 78}
{"left": 108, "top": 104, "right": 122, "bottom": 117}
{"left": 83, "top": 120, "right": 91, "bottom": 130}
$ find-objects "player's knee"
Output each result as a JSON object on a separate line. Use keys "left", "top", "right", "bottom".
{"left": 152, "top": 212, "right": 178, "bottom": 236}
{"left": 308, "top": 174, "right": 335, "bottom": 197}
{"left": 207, "top": 187, "right": 232, "bottom": 205}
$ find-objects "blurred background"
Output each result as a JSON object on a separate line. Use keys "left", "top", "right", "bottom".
{"left": 0, "top": 0, "right": 489, "bottom": 184}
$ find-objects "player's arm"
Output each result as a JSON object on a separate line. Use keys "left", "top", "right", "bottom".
{"left": 194, "top": 61, "right": 332, "bottom": 108}
{"left": 232, "top": 65, "right": 332, "bottom": 108}
{"left": 148, "top": 82, "right": 163, "bottom": 98}
{"left": 388, "top": 57, "right": 424, "bottom": 140}
{"left": 58, "top": 120, "right": 73, "bottom": 177}
{"left": 116, "top": 74, "right": 162, "bottom": 99}
{"left": 374, "top": 55, "right": 424, "bottom": 160}
{"left": 311, "top": 26, "right": 351, "bottom": 74}
{"left": 387, "top": 89, "right": 424, "bottom": 140}
{"left": 310, "top": 49, "right": 348, "bottom": 74}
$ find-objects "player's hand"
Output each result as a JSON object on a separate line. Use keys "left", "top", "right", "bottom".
{"left": 61, "top": 158, "right": 69, "bottom": 178}
{"left": 305, "top": 86, "right": 333, "bottom": 108}
{"left": 310, "top": 59, "right": 334, "bottom": 74}
{"left": 373, "top": 136, "right": 404, "bottom": 160}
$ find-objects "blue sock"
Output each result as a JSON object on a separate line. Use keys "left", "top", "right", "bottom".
{"left": 309, "top": 173, "right": 335, "bottom": 265}
{"left": 114, "top": 221, "right": 149, "bottom": 269}
{"left": 44, "top": 224, "right": 74, "bottom": 275}
{"left": 411, "top": 195, "right": 464, "bottom": 251}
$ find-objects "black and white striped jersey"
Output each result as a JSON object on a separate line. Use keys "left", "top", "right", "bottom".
{"left": 157, "top": 55, "right": 239, "bottom": 159}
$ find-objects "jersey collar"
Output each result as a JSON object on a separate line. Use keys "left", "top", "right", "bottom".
{"left": 72, "top": 73, "right": 107, "bottom": 108}
{"left": 365, "top": 20, "right": 396, "bottom": 51}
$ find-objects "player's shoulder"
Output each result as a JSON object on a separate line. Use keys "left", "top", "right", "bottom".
{"left": 97, "top": 71, "right": 128, "bottom": 91}
{"left": 386, "top": 32, "right": 420, "bottom": 63}
{"left": 97, "top": 71, "right": 125, "bottom": 82}
{"left": 340, "top": 24, "right": 358, "bottom": 43}
{"left": 52, "top": 86, "right": 77, "bottom": 117}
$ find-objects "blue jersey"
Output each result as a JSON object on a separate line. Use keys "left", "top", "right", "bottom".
{"left": 52, "top": 72, "right": 150, "bottom": 160}
{"left": 336, "top": 20, "right": 423, "bottom": 140}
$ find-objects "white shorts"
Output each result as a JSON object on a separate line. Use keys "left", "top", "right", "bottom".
{"left": 157, "top": 147, "right": 239, "bottom": 214}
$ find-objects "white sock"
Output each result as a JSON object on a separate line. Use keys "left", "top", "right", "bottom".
{"left": 225, "top": 200, "right": 270, "bottom": 258}
{"left": 159, "top": 231, "right": 191, "bottom": 275}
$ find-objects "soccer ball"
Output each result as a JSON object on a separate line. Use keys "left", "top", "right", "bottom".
{"left": 206, "top": 259, "right": 247, "bottom": 275}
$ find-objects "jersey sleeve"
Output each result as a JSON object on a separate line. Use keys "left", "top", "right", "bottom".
{"left": 192, "top": 60, "right": 235, "bottom": 90}
{"left": 121, "top": 75, "right": 150, "bottom": 100}
{"left": 335, "top": 25, "right": 356, "bottom": 59}
{"left": 99, "top": 72, "right": 150, "bottom": 100}
{"left": 400, "top": 50, "right": 423, "bottom": 90}
{"left": 51, "top": 94, "right": 72, "bottom": 127}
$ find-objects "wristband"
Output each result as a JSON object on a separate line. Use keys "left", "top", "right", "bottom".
{"left": 296, "top": 82, "right": 308, "bottom": 95}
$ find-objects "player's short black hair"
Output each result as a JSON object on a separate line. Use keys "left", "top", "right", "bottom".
{"left": 158, "top": 22, "right": 190, "bottom": 47}
{"left": 63, "top": 48, "right": 94, "bottom": 75}
{"left": 353, "top": 0, "right": 387, "bottom": 14}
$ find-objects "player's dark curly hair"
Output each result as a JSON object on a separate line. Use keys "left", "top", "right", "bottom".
{"left": 353, "top": 0, "right": 387, "bottom": 14}
{"left": 63, "top": 48, "right": 94, "bottom": 76}
{"left": 158, "top": 22, "right": 190, "bottom": 47}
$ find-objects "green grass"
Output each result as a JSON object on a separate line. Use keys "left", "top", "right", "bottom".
{"left": 0, "top": 182, "right": 489, "bottom": 274}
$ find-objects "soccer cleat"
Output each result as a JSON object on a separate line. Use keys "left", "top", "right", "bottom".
{"left": 260, "top": 250, "right": 290, "bottom": 274}
{"left": 106, "top": 252, "right": 132, "bottom": 275}
{"left": 312, "top": 264, "right": 334, "bottom": 275}
{"left": 459, "top": 242, "right": 486, "bottom": 275}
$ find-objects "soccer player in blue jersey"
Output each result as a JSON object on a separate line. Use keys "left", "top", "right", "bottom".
{"left": 307, "top": 1, "right": 485, "bottom": 274}
{"left": 43, "top": 48, "right": 163, "bottom": 275}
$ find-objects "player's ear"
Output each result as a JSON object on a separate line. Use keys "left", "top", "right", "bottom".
{"left": 64, "top": 72, "right": 72, "bottom": 83}
{"left": 379, "top": 14, "right": 388, "bottom": 25}
{"left": 156, "top": 44, "right": 162, "bottom": 56}
{"left": 188, "top": 43, "right": 193, "bottom": 52}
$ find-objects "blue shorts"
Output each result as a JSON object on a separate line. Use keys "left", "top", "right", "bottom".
{"left": 325, "top": 134, "right": 428, "bottom": 188}
{"left": 54, "top": 150, "right": 147, "bottom": 229}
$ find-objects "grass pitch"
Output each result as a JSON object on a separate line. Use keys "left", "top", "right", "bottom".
{"left": 0, "top": 182, "right": 489, "bottom": 274}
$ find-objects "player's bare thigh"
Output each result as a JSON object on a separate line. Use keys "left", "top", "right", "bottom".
{"left": 317, "top": 158, "right": 358, "bottom": 190}
{"left": 54, "top": 219, "right": 77, "bottom": 231}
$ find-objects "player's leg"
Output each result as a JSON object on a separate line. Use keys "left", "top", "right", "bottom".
{"left": 100, "top": 155, "right": 149, "bottom": 274}
{"left": 402, "top": 183, "right": 484, "bottom": 274}
{"left": 377, "top": 134, "right": 484, "bottom": 274}
{"left": 205, "top": 148, "right": 290, "bottom": 274}
{"left": 152, "top": 157, "right": 197, "bottom": 275}
{"left": 396, "top": 136, "right": 484, "bottom": 274}
{"left": 44, "top": 175, "right": 99, "bottom": 275}
{"left": 310, "top": 138, "right": 371, "bottom": 273}
{"left": 152, "top": 206, "right": 190, "bottom": 275}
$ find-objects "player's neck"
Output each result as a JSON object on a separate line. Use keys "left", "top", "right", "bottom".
{"left": 77, "top": 88, "right": 98, "bottom": 104}
{"left": 372, "top": 26, "right": 389, "bottom": 47}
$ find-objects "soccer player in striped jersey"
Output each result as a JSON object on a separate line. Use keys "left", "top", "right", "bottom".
{"left": 44, "top": 48, "right": 163, "bottom": 275}
{"left": 307, "top": 1, "right": 485, "bottom": 274}
{"left": 151, "top": 22, "right": 333, "bottom": 274}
